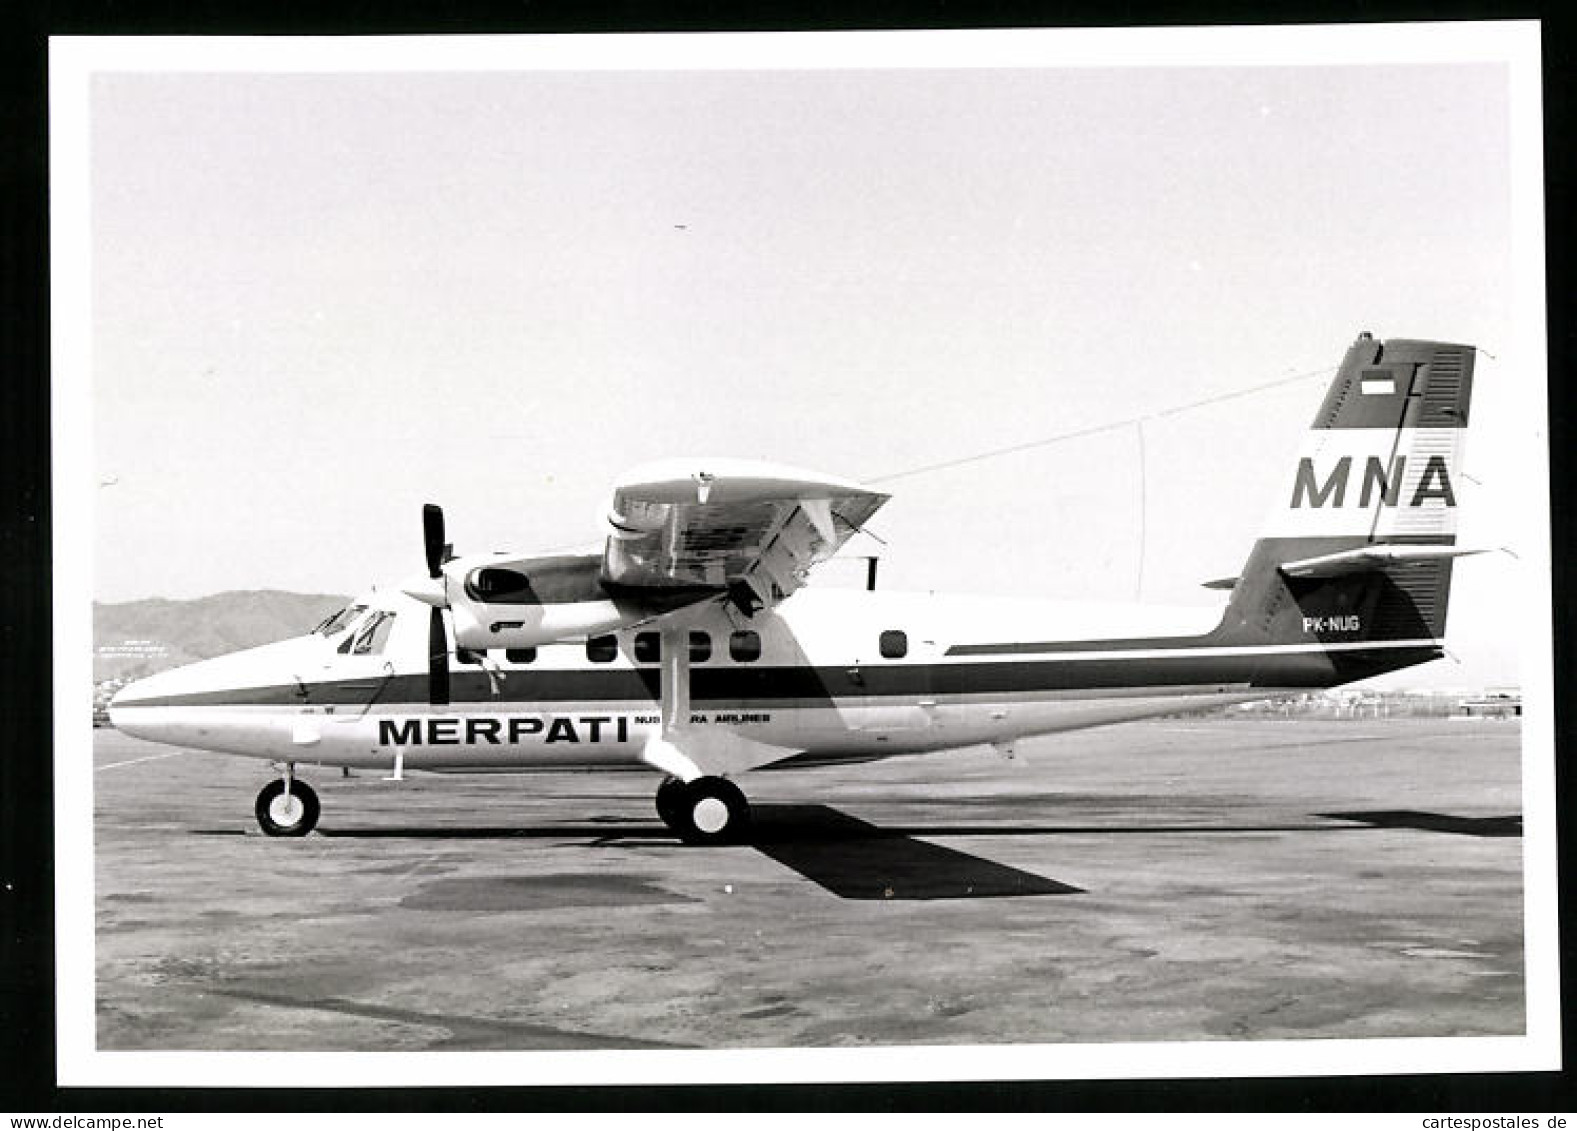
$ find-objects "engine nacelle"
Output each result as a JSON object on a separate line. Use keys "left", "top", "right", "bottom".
{"left": 449, "top": 598, "right": 647, "bottom": 650}
{"left": 439, "top": 551, "right": 715, "bottom": 649}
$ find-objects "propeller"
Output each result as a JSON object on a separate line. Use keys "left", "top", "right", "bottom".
{"left": 423, "top": 503, "right": 446, "bottom": 579}
{"left": 422, "top": 504, "right": 450, "bottom": 707}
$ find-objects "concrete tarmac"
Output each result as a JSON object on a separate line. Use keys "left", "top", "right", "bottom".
{"left": 91, "top": 717, "right": 1525, "bottom": 1051}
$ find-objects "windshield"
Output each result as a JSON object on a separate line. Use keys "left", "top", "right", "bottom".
{"left": 313, "top": 603, "right": 367, "bottom": 637}
{"left": 339, "top": 610, "right": 397, "bottom": 655}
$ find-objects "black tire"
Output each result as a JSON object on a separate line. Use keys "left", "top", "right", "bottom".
{"left": 677, "top": 776, "right": 751, "bottom": 845}
{"left": 655, "top": 776, "right": 689, "bottom": 831}
{"left": 255, "top": 778, "right": 320, "bottom": 837}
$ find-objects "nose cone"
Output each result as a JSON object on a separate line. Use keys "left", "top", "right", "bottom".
{"left": 107, "top": 667, "right": 180, "bottom": 741}
{"left": 108, "top": 636, "right": 324, "bottom": 741}
{"left": 108, "top": 667, "right": 179, "bottom": 733}
{"left": 110, "top": 665, "right": 198, "bottom": 712}
{"left": 109, "top": 657, "right": 236, "bottom": 717}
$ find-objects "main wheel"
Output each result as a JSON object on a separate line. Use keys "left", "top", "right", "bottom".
{"left": 676, "top": 776, "right": 751, "bottom": 845}
{"left": 255, "top": 778, "right": 321, "bottom": 837}
{"left": 655, "top": 776, "right": 688, "bottom": 831}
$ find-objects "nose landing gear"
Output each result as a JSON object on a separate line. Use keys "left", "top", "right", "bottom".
{"left": 255, "top": 772, "right": 320, "bottom": 837}
{"left": 655, "top": 775, "right": 751, "bottom": 845}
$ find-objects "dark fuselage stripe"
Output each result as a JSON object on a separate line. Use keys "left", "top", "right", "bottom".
{"left": 113, "top": 644, "right": 1441, "bottom": 710}
{"left": 947, "top": 627, "right": 1445, "bottom": 656}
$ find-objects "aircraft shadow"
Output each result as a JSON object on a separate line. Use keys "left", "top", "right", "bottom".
{"left": 193, "top": 807, "right": 1518, "bottom": 900}
{"left": 220, "top": 805, "right": 1083, "bottom": 900}
{"left": 743, "top": 804, "right": 1084, "bottom": 900}
{"left": 1316, "top": 810, "right": 1523, "bottom": 837}
{"left": 199, "top": 808, "right": 1523, "bottom": 845}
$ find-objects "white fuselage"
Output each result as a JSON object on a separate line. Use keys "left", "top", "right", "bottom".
{"left": 108, "top": 586, "right": 1333, "bottom": 778}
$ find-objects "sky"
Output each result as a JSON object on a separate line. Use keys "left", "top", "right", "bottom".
{"left": 77, "top": 32, "right": 1546, "bottom": 691}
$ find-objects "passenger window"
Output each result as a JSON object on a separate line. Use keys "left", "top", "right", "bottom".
{"left": 729, "top": 630, "right": 761, "bottom": 663}
{"left": 880, "top": 630, "right": 908, "bottom": 659}
{"left": 505, "top": 647, "right": 537, "bottom": 664}
{"left": 586, "top": 635, "right": 618, "bottom": 663}
{"left": 630, "top": 631, "right": 710, "bottom": 662}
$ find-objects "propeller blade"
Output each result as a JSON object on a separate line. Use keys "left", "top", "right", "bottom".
{"left": 423, "top": 504, "right": 446, "bottom": 579}
{"left": 428, "top": 606, "right": 450, "bottom": 706}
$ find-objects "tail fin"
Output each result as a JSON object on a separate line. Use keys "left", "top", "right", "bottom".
{"left": 1218, "top": 332, "right": 1476, "bottom": 682}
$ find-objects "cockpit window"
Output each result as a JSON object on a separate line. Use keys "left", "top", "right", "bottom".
{"left": 362, "top": 612, "right": 396, "bottom": 654}
{"left": 339, "top": 611, "right": 396, "bottom": 655}
{"left": 314, "top": 604, "right": 367, "bottom": 637}
{"left": 336, "top": 610, "right": 375, "bottom": 651}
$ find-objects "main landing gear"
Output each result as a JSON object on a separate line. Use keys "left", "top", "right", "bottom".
{"left": 255, "top": 771, "right": 320, "bottom": 837}
{"left": 642, "top": 624, "right": 755, "bottom": 845}
{"left": 655, "top": 775, "right": 751, "bottom": 845}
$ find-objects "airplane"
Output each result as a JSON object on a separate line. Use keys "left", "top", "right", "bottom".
{"left": 109, "top": 332, "right": 1479, "bottom": 844}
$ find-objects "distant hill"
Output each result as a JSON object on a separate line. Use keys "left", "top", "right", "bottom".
{"left": 94, "top": 590, "right": 349, "bottom": 682}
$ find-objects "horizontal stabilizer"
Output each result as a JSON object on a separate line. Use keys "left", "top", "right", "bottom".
{"left": 1201, "top": 576, "right": 1238, "bottom": 591}
{"left": 1277, "top": 543, "right": 1485, "bottom": 580}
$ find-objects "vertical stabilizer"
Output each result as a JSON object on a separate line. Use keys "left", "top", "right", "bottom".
{"left": 1217, "top": 333, "right": 1475, "bottom": 683}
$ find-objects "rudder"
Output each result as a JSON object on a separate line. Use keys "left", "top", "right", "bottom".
{"left": 1216, "top": 332, "right": 1476, "bottom": 681}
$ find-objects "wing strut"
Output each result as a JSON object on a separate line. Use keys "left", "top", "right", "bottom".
{"left": 660, "top": 626, "right": 690, "bottom": 739}
{"left": 640, "top": 622, "right": 803, "bottom": 781}
{"left": 641, "top": 626, "right": 704, "bottom": 782}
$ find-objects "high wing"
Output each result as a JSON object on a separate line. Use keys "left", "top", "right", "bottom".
{"left": 422, "top": 459, "right": 887, "bottom": 652}
{"left": 601, "top": 458, "right": 889, "bottom": 614}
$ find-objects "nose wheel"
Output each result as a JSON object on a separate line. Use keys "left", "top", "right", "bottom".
{"left": 655, "top": 775, "right": 750, "bottom": 845}
{"left": 255, "top": 777, "right": 320, "bottom": 837}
